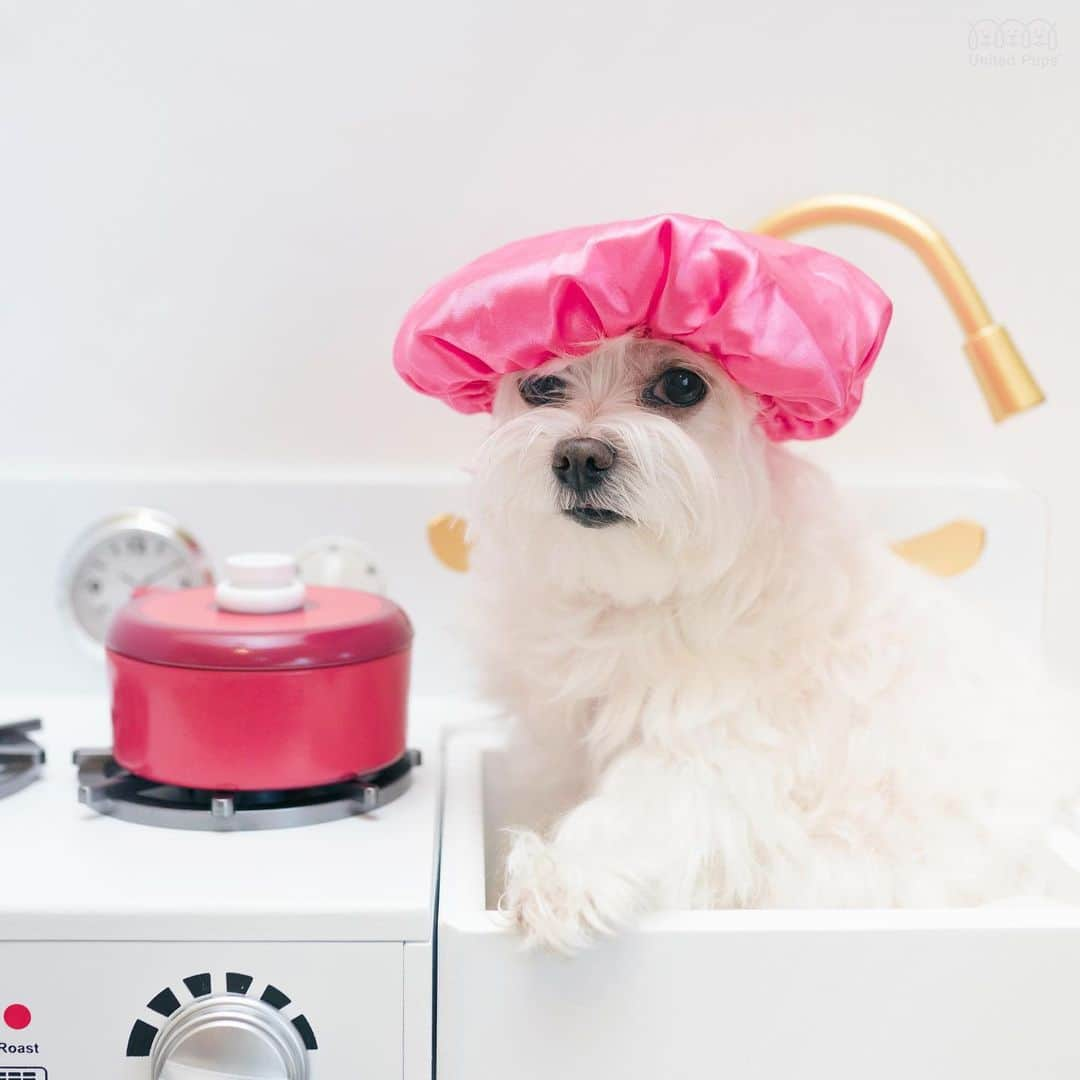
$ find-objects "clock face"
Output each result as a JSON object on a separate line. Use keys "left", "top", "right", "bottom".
{"left": 64, "top": 512, "right": 211, "bottom": 646}
{"left": 296, "top": 535, "right": 384, "bottom": 594}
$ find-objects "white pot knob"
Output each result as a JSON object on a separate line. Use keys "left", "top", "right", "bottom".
{"left": 215, "top": 553, "right": 306, "bottom": 614}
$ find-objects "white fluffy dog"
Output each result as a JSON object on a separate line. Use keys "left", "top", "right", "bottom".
{"left": 467, "top": 333, "right": 1080, "bottom": 952}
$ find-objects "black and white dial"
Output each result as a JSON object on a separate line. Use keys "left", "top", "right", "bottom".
{"left": 127, "top": 971, "right": 318, "bottom": 1080}
{"left": 62, "top": 509, "right": 212, "bottom": 647}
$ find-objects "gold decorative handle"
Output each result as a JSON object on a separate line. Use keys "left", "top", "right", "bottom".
{"left": 428, "top": 513, "right": 987, "bottom": 578}
{"left": 427, "top": 513, "right": 471, "bottom": 572}
{"left": 756, "top": 194, "right": 1044, "bottom": 422}
{"left": 890, "top": 519, "right": 987, "bottom": 577}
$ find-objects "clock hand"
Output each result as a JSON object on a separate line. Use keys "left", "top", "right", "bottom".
{"left": 139, "top": 556, "right": 185, "bottom": 588}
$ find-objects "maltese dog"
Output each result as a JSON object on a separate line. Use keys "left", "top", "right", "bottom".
{"left": 466, "top": 333, "right": 1080, "bottom": 953}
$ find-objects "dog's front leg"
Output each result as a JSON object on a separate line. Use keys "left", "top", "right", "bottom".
{"left": 500, "top": 745, "right": 714, "bottom": 953}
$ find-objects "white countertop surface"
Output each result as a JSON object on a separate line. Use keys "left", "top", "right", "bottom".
{"left": 0, "top": 693, "right": 488, "bottom": 942}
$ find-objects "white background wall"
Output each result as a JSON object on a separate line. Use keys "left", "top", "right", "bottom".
{"left": 2, "top": 1, "right": 1077, "bottom": 670}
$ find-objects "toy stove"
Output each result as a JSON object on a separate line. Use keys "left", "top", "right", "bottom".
{"left": 0, "top": 469, "right": 476, "bottom": 1080}
{"left": 0, "top": 694, "right": 450, "bottom": 1080}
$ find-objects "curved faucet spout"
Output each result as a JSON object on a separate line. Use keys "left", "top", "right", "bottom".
{"left": 755, "top": 194, "right": 1044, "bottom": 422}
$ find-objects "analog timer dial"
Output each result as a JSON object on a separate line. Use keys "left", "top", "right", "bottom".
{"left": 62, "top": 509, "right": 212, "bottom": 648}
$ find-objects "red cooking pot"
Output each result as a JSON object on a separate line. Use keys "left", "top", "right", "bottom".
{"left": 106, "top": 553, "right": 413, "bottom": 791}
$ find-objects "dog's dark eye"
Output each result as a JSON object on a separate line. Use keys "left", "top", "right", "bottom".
{"left": 645, "top": 367, "right": 707, "bottom": 408}
{"left": 520, "top": 374, "right": 567, "bottom": 407}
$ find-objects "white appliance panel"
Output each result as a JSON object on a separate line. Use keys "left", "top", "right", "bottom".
{"left": 0, "top": 942, "right": 404, "bottom": 1080}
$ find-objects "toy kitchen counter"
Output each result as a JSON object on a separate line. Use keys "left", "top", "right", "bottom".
{"left": 1, "top": 467, "right": 1075, "bottom": 1080}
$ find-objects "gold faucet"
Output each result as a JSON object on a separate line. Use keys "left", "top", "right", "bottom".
{"left": 755, "top": 194, "right": 1044, "bottom": 422}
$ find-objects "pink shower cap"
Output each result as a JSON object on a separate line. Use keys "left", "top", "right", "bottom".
{"left": 393, "top": 214, "right": 892, "bottom": 440}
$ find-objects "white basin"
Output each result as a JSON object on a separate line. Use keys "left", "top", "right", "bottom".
{"left": 438, "top": 729, "right": 1080, "bottom": 1079}
{"left": 435, "top": 476, "right": 1075, "bottom": 1079}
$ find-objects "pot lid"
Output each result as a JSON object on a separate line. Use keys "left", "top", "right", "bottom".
{"left": 108, "top": 584, "right": 413, "bottom": 671}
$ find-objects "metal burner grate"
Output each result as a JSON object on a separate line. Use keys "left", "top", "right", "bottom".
{"left": 74, "top": 747, "right": 420, "bottom": 831}
{"left": 0, "top": 718, "right": 46, "bottom": 800}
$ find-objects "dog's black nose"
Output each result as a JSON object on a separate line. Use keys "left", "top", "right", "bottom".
{"left": 551, "top": 437, "right": 616, "bottom": 494}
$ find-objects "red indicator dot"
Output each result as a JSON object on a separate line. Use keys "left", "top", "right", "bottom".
{"left": 3, "top": 1003, "right": 31, "bottom": 1029}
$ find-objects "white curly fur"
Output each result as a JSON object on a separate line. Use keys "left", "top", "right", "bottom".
{"left": 467, "top": 335, "right": 1080, "bottom": 953}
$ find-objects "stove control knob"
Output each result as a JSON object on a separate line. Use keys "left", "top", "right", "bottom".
{"left": 150, "top": 994, "right": 309, "bottom": 1080}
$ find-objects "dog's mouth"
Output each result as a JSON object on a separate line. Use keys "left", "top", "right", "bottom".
{"left": 563, "top": 506, "right": 628, "bottom": 528}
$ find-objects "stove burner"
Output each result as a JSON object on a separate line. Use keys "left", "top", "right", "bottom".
{"left": 74, "top": 748, "right": 421, "bottom": 831}
{"left": 0, "top": 719, "right": 46, "bottom": 800}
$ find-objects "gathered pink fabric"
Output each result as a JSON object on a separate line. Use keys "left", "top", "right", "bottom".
{"left": 393, "top": 214, "right": 892, "bottom": 440}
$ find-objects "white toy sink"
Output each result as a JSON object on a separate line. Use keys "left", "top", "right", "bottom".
{"left": 436, "top": 477, "right": 1080, "bottom": 1079}
{"left": 438, "top": 730, "right": 1080, "bottom": 1079}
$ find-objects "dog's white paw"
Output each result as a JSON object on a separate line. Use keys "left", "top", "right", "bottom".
{"left": 499, "top": 830, "right": 635, "bottom": 954}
